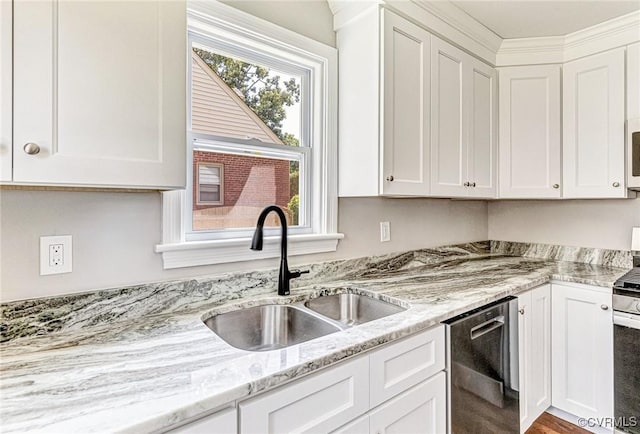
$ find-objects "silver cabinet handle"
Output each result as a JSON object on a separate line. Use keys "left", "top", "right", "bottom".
{"left": 601, "top": 304, "right": 609, "bottom": 310}
{"left": 518, "top": 308, "right": 525, "bottom": 315}
{"left": 23, "top": 143, "right": 41, "bottom": 155}
{"left": 612, "top": 182, "right": 620, "bottom": 187}
{"left": 553, "top": 184, "right": 560, "bottom": 189}
{"left": 386, "top": 175, "right": 394, "bottom": 182}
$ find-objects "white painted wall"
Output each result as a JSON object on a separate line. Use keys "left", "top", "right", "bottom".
{"left": 488, "top": 199, "right": 640, "bottom": 251}
{"left": 220, "top": 0, "right": 336, "bottom": 47}
{"left": 0, "top": 191, "right": 488, "bottom": 301}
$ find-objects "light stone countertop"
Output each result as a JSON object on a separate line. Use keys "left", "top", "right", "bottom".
{"left": 0, "top": 244, "right": 628, "bottom": 433}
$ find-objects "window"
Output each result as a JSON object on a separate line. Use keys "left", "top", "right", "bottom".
{"left": 156, "top": 2, "right": 341, "bottom": 269}
{"left": 196, "top": 163, "right": 223, "bottom": 206}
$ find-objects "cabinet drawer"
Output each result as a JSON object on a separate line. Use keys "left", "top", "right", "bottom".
{"left": 167, "top": 407, "right": 236, "bottom": 434}
{"left": 369, "top": 372, "right": 447, "bottom": 434}
{"left": 239, "top": 355, "right": 369, "bottom": 434}
{"left": 369, "top": 326, "right": 445, "bottom": 408}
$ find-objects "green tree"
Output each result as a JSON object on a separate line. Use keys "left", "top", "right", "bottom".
{"left": 193, "top": 47, "right": 300, "bottom": 141}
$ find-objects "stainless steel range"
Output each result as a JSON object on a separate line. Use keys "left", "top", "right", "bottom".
{"left": 613, "top": 267, "right": 640, "bottom": 434}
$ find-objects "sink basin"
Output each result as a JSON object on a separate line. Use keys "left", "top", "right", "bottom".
{"left": 304, "top": 294, "right": 405, "bottom": 326}
{"left": 203, "top": 304, "right": 340, "bottom": 352}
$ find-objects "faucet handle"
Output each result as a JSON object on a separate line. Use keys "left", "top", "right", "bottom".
{"left": 289, "top": 269, "right": 310, "bottom": 279}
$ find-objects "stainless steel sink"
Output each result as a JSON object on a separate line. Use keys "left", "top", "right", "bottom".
{"left": 304, "top": 293, "right": 405, "bottom": 326}
{"left": 203, "top": 304, "right": 340, "bottom": 352}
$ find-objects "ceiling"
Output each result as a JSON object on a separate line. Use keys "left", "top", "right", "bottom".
{"left": 450, "top": 1, "right": 640, "bottom": 39}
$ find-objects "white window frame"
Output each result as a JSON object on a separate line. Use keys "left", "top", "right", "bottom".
{"left": 195, "top": 162, "right": 223, "bottom": 206}
{"left": 156, "top": 1, "right": 341, "bottom": 269}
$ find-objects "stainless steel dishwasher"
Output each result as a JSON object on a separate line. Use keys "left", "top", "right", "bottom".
{"left": 444, "top": 296, "right": 520, "bottom": 434}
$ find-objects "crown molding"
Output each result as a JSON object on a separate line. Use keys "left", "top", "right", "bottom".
{"left": 496, "top": 10, "right": 640, "bottom": 66}
{"left": 327, "top": 0, "right": 381, "bottom": 31}
{"left": 329, "top": 0, "right": 501, "bottom": 64}
{"left": 329, "top": 2, "right": 640, "bottom": 67}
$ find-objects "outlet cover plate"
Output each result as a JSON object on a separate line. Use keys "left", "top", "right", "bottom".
{"left": 40, "top": 235, "right": 72, "bottom": 275}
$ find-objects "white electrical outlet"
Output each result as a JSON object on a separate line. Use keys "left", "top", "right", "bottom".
{"left": 40, "top": 235, "right": 72, "bottom": 275}
{"left": 380, "top": 221, "right": 391, "bottom": 242}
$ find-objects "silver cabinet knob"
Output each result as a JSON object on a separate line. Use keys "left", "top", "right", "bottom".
{"left": 553, "top": 184, "right": 560, "bottom": 189}
{"left": 518, "top": 308, "right": 525, "bottom": 315}
{"left": 386, "top": 175, "right": 394, "bottom": 182}
{"left": 612, "top": 182, "right": 620, "bottom": 187}
{"left": 23, "top": 143, "right": 41, "bottom": 155}
{"left": 601, "top": 304, "right": 609, "bottom": 310}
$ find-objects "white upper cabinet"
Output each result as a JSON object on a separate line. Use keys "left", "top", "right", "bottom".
{"left": 562, "top": 48, "right": 626, "bottom": 198}
{"left": 499, "top": 65, "right": 561, "bottom": 198}
{"left": 338, "top": 7, "right": 430, "bottom": 197}
{"left": 381, "top": 11, "right": 431, "bottom": 196}
{"left": 0, "top": 0, "right": 11, "bottom": 183}
{"left": 431, "top": 38, "right": 465, "bottom": 197}
{"left": 12, "top": 0, "right": 186, "bottom": 189}
{"left": 431, "top": 37, "right": 496, "bottom": 198}
{"left": 627, "top": 42, "right": 640, "bottom": 120}
{"left": 467, "top": 59, "right": 497, "bottom": 198}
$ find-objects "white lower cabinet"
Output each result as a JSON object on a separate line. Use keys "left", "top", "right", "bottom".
{"left": 369, "top": 373, "right": 446, "bottom": 434}
{"left": 239, "top": 355, "right": 369, "bottom": 434}
{"left": 238, "top": 326, "right": 446, "bottom": 434}
{"left": 370, "top": 325, "right": 445, "bottom": 408}
{"left": 551, "top": 283, "right": 613, "bottom": 423}
{"left": 518, "top": 284, "right": 552, "bottom": 432}
{"left": 167, "top": 407, "right": 237, "bottom": 434}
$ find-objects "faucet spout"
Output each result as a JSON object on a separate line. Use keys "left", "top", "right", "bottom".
{"left": 250, "top": 205, "right": 307, "bottom": 296}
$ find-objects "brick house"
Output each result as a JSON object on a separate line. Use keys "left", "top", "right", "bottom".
{"left": 190, "top": 51, "right": 292, "bottom": 230}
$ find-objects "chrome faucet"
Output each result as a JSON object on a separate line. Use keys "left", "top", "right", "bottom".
{"left": 250, "top": 205, "right": 309, "bottom": 296}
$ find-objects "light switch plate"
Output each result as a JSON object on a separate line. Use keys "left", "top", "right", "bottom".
{"left": 380, "top": 221, "right": 391, "bottom": 242}
{"left": 40, "top": 235, "right": 72, "bottom": 275}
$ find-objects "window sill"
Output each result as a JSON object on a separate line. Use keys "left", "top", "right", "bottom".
{"left": 155, "top": 233, "right": 344, "bottom": 269}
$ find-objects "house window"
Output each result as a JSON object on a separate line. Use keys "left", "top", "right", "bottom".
{"left": 156, "top": 2, "right": 340, "bottom": 268}
{"left": 188, "top": 43, "right": 308, "bottom": 237}
{"left": 196, "top": 163, "right": 223, "bottom": 206}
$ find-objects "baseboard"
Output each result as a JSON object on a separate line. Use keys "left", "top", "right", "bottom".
{"left": 547, "top": 407, "right": 614, "bottom": 434}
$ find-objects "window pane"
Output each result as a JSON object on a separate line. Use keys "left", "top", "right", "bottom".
{"left": 192, "top": 149, "right": 302, "bottom": 231}
{"left": 191, "top": 44, "right": 302, "bottom": 147}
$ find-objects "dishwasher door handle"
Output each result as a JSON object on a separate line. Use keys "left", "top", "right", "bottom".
{"left": 470, "top": 316, "right": 505, "bottom": 340}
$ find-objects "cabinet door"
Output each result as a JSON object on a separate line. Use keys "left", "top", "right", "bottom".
{"left": 431, "top": 37, "right": 467, "bottom": 197}
{"left": 518, "top": 285, "right": 551, "bottom": 433}
{"left": 239, "top": 356, "right": 369, "bottom": 434}
{"left": 381, "top": 10, "right": 430, "bottom": 196}
{"left": 13, "top": 1, "right": 186, "bottom": 189}
{"left": 562, "top": 48, "right": 626, "bottom": 198}
{"left": 167, "top": 407, "right": 237, "bottom": 434}
{"left": 0, "top": 0, "right": 11, "bottom": 183}
{"left": 499, "top": 66, "right": 561, "bottom": 198}
{"left": 369, "top": 372, "right": 446, "bottom": 434}
{"left": 551, "top": 283, "right": 613, "bottom": 422}
{"left": 466, "top": 58, "right": 497, "bottom": 198}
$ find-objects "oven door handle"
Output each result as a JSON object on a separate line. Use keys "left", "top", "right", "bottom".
{"left": 614, "top": 312, "right": 640, "bottom": 330}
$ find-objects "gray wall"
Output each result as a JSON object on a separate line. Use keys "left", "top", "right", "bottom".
{"left": 488, "top": 199, "right": 640, "bottom": 251}
{"left": 0, "top": 191, "right": 488, "bottom": 301}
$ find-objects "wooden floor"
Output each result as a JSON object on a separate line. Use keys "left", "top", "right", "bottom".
{"left": 526, "top": 412, "right": 591, "bottom": 434}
